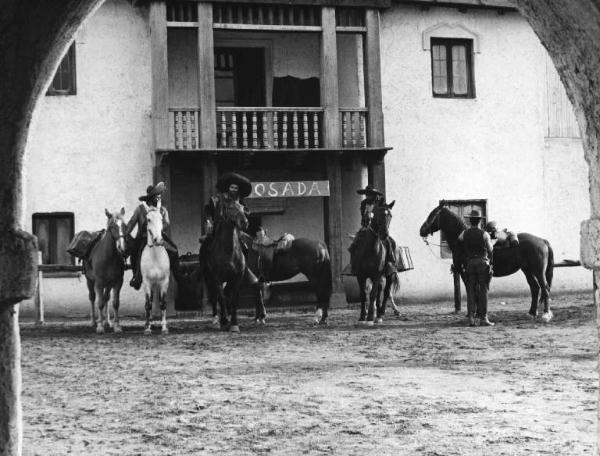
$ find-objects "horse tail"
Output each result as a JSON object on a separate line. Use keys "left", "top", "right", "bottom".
{"left": 316, "top": 254, "right": 333, "bottom": 305}
{"left": 389, "top": 271, "right": 400, "bottom": 297}
{"left": 545, "top": 240, "right": 554, "bottom": 290}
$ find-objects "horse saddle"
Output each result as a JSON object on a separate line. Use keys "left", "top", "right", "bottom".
{"left": 251, "top": 230, "right": 295, "bottom": 281}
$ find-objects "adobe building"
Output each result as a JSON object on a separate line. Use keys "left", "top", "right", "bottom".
{"left": 20, "top": 0, "right": 590, "bottom": 316}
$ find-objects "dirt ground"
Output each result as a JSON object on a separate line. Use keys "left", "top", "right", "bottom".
{"left": 20, "top": 292, "right": 597, "bottom": 455}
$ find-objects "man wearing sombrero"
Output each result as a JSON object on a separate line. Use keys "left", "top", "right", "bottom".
{"left": 126, "top": 182, "right": 179, "bottom": 290}
{"left": 202, "top": 172, "right": 260, "bottom": 286}
{"left": 458, "top": 209, "right": 494, "bottom": 327}
{"left": 349, "top": 185, "right": 398, "bottom": 275}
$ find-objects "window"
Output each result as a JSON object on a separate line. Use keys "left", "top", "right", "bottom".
{"left": 439, "top": 199, "right": 486, "bottom": 258}
{"left": 32, "top": 213, "right": 75, "bottom": 265}
{"left": 47, "top": 43, "right": 77, "bottom": 96}
{"left": 431, "top": 38, "right": 474, "bottom": 98}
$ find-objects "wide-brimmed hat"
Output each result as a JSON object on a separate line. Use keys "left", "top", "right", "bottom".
{"left": 464, "top": 209, "right": 483, "bottom": 219}
{"left": 356, "top": 185, "right": 383, "bottom": 196}
{"left": 139, "top": 182, "right": 166, "bottom": 201}
{"left": 216, "top": 172, "right": 252, "bottom": 198}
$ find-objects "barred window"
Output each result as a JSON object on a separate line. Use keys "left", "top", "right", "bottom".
{"left": 47, "top": 43, "right": 77, "bottom": 96}
{"left": 32, "top": 212, "right": 75, "bottom": 265}
{"left": 439, "top": 199, "right": 486, "bottom": 258}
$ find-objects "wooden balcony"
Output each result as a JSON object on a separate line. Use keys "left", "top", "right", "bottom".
{"left": 168, "top": 107, "right": 368, "bottom": 150}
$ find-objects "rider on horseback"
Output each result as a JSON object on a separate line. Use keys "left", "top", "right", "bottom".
{"left": 349, "top": 185, "right": 398, "bottom": 275}
{"left": 202, "top": 172, "right": 260, "bottom": 286}
{"left": 126, "top": 182, "right": 179, "bottom": 290}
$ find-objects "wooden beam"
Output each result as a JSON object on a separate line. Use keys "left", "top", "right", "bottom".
{"left": 150, "top": 2, "right": 169, "bottom": 150}
{"left": 34, "top": 251, "right": 44, "bottom": 325}
{"left": 364, "top": 9, "right": 386, "bottom": 194}
{"left": 325, "top": 154, "right": 344, "bottom": 293}
{"left": 321, "top": 6, "right": 340, "bottom": 149}
{"left": 214, "top": 23, "right": 322, "bottom": 32}
{"left": 197, "top": 2, "right": 217, "bottom": 148}
{"left": 208, "top": 0, "right": 392, "bottom": 7}
{"left": 364, "top": 9, "right": 384, "bottom": 149}
{"left": 201, "top": 155, "right": 218, "bottom": 229}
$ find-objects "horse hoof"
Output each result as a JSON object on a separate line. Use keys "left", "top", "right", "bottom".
{"left": 161, "top": 327, "right": 169, "bottom": 335}
{"left": 113, "top": 325, "right": 122, "bottom": 334}
{"left": 366, "top": 321, "right": 374, "bottom": 327}
{"left": 259, "top": 318, "right": 267, "bottom": 325}
{"left": 144, "top": 328, "right": 152, "bottom": 335}
{"left": 319, "top": 319, "right": 328, "bottom": 326}
{"left": 393, "top": 310, "right": 400, "bottom": 317}
{"left": 526, "top": 313, "right": 536, "bottom": 320}
{"left": 211, "top": 316, "right": 219, "bottom": 326}
{"left": 95, "top": 325, "right": 105, "bottom": 334}
{"left": 375, "top": 317, "right": 383, "bottom": 324}
{"left": 230, "top": 325, "right": 240, "bottom": 333}
{"left": 541, "top": 311, "right": 553, "bottom": 323}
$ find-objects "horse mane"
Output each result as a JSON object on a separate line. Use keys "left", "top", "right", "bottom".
{"left": 440, "top": 207, "right": 466, "bottom": 241}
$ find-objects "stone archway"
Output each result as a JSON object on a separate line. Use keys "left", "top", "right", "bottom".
{"left": 0, "top": 1, "right": 599, "bottom": 454}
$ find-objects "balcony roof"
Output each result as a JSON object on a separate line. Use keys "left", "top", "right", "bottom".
{"left": 391, "top": 0, "right": 516, "bottom": 10}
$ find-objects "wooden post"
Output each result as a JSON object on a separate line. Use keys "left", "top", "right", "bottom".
{"left": 594, "top": 270, "right": 599, "bottom": 313}
{"left": 150, "top": 1, "right": 169, "bottom": 151}
{"left": 198, "top": 2, "right": 217, "bottom": 148}
{"left": 34, "top": 251, "right": 44, "bottom": 326}
{"left": 364, "top": 9, "right": 386, "bottom": 193}
{"left": 321, "top": 6, "right": 343, "bottom": 294}
{"left": 453, "top": 268, "right": 462, "bottom": 313}
{"left": 320, "top": 6, "right": 340, "bottom": 148}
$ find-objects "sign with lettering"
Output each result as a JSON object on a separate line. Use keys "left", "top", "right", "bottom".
{"left": 248, "top": 181, "right": 330, "bottom": 198}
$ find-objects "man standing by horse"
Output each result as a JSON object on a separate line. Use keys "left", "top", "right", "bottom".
{"left": 126, "top": 182, "right": 179, "bottom": 290}
{"left": 458, "top": 209, "right": 495, "bottom": 327}
{"left": 202, "top": 172, "right": 260, "bottom": 287}
{"left": 349, "top": 185, "right": 398, "bottom": 276}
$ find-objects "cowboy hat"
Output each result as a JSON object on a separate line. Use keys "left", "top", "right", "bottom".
{"left": 463, "top": 209, "right": 483, "bottom": 219}
{"left": 138, "top": 182, "right": 165, "bottom": 201}
{"left": 356, "top": 185, "right": 383, "bottom": 196}
{"left": 216, "top": 172, "right": 252, "bottom": 198}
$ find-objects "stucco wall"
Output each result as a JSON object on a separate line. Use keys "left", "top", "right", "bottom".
{"left": 380, "top": 5, "right": 591, "bottom": 300}
{"left": 22, "top": 0, "right": 153, "bottom": 316}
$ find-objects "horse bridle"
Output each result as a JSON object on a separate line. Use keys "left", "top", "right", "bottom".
{"left": 107, "top": 217, "right": 127, "bottom": 256}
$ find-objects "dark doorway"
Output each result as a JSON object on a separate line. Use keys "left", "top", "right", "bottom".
{"left": 214, "top": 47, "right": 266, "bottom": 107}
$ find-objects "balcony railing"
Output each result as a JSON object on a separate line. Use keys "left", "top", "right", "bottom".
{"left": 340, "top": 108, "right": 368, "bottom": 148}
{"left": 216, "top": 107, "right": 323, "bottom": 149}
{"left": 168, "top": 107, "right": 368, "bottom": 150}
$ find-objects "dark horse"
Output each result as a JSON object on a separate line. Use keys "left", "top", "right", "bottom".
{"left": 351, "top": 201, "right": 400, "bottom": 325}
{"left": 419, "top": 203, "right": 555, "bottom": 321}
{"left": 200, "top": 198, "right": 248, "bottom": 333}
{"left": 84, "top": 208, "right": 127, "bottom": 334}
{"left": 247, "top": 232, "right": 332, "bottom": 325}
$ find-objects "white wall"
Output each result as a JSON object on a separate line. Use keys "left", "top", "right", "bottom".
{"left": 379, "top": 5, "right": 591, "bottom": 300}
{"left": 22, "top": 0, "right": 154, "bottom": 316}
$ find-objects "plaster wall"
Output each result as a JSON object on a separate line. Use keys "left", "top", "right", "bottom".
{"left": 379, "top": 5, "right": 591, "bottom": 301}
{"left": 21, "top": 0, "right": 153, "bottom": 316}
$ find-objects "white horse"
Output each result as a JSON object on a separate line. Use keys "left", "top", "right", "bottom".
{"left": 140, "top": 205, "right": 171, "bottom": 335}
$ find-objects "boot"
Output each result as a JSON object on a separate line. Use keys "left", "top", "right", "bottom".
{"left": 468, "top": 313, "right": 476, "bottom": 327}
{"left": 479, "top": 315, "right": 495, "bottom": 326}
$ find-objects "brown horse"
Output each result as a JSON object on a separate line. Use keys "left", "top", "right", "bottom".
{"left": 419, "top": 203, "right": 555, "bottom": 321}
{"left": 84, "top": 208, "right": 127, "bottom": 334}
{"left": 247, "top": 231, "right": 332, "bottom": 325}
{"left": 351, "top": 201, "right": 400, "bottom": 325}
{"left": 201, "top": 198, "right": 248, "bottom": 332}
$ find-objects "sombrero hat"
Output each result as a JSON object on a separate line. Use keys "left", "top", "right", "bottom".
{"left": 139, "top": 182, "right": 165, "bottom": 201}
{"left": 463, "top": 209, "right": 483, "bottom": 219}
{"left": 356, "top": 185, "right": 383, "bottom": 196}
{"left": 216, "top": 172, "right": 252, "bottom": 198}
